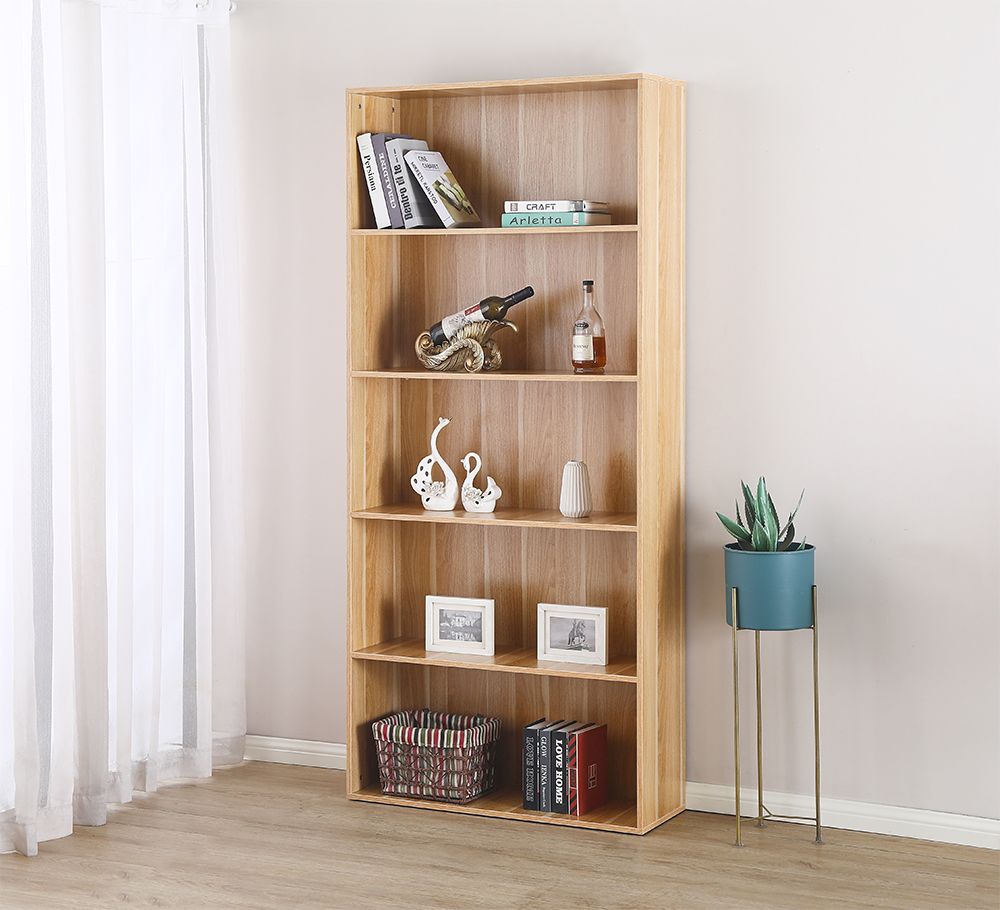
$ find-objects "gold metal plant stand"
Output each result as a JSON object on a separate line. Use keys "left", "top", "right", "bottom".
{"left": 731, "top": 585, "right": 822, "bottom": 847}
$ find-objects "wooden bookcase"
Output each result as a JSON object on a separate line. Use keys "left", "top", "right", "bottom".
{"left": 346, "top": 74, "right": 685, "bottom": 834}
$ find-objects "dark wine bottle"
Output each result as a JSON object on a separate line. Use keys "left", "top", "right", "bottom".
{"left": 428, "top": 286, "right": 534, "bottom": 346}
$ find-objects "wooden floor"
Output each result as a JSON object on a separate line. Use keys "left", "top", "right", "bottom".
{"left": 2, "top": 763, "right": 996, "bottom": 909}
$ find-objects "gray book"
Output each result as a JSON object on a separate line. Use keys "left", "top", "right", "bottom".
{"left": 386, "top": 137, "right": 440, "bottom": 228}
{"left": 372, "top": 132, "right": 411, "bottom": 229}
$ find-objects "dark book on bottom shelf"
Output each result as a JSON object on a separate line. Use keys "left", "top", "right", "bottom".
{"left": 521, "top": 718, "right": 547, "bottom": 810}
{"left": 568, "top": 723, "right": 608, "bottom": 816}
{"left": 552, "top": 722, "right": 594, "bottom": 814}
{"left": 537, "top": 719, "right": 568, "bottom": 813}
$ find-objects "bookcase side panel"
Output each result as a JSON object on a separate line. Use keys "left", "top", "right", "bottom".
{"left": 635, "top": 77, "right": 686, "bottom": 827}
{"left": 350, "top": 236, "right": 400, "bottom": 372}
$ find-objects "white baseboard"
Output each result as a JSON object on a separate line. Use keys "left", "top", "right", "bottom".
{"left": 685, "top": 781, "right": 999, "bottom": 851}
{"left": 244, "top": 735, "right": 347, "bottom": 770}
{"left": 243, "top": 737, "right": 998, "bottom": 850}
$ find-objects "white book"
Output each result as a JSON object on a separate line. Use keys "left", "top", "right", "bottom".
{"left": 404, "top": 149, "right": 481, "bottom": 228}
{"left": 357, "top": 132, "right": 390, "bottom": 229}
{"left": 504, "top": 200, "right": 610, "bottom": 213}
{"left": 386, "top": 137, "right": 440, "bottom": 228}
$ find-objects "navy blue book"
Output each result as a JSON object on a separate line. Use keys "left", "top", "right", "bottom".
{"left": 537, "top": 720, "right": 566, "bottom": 813}
{"left": 522, "top": 718, "right": 547, "bottom": 810}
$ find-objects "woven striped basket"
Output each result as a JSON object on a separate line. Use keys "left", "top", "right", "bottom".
{"left": 372, "top": 709, "right": 501, "bottom": 804}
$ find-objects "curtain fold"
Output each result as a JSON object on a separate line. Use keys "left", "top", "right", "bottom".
{"left": 1, "top": 0, "right": 245, "bottom": 856}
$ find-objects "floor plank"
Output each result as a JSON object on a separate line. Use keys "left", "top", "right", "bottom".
{"left": 1, "top": 763, "right": 996, "bottom": 910}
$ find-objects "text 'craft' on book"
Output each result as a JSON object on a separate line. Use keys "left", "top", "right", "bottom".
{"left": 504, "top": 200, "right": 610, "bottom": 213}
{"left": 501, "top": 211, "right": 612, "bottom": 228}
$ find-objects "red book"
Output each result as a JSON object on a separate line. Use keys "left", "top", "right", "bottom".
{"left": 567, "top": 723, "right": 607, "bottom": 816}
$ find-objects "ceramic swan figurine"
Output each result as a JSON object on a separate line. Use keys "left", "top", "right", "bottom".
{"left": 460, "top": 452, "right": 502, "bottom": 513}
{"left": 410, "top": 417, "right": 459, "bottom": 511}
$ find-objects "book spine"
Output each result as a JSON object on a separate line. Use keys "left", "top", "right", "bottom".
{"left": 387, "top": 141, "right": 438, "bottom": 228}
{"left": 404, "top": 152, "right": 455, "bottom": 227}
{"left": 372, "top": 134, "right": 404, "bottom": 229}
{"left": 501, "top": 211, "right": 611, "bottom": 227}
{"left": 568, "top": 731, "right": 580, "bottom": 816}
{"left": 538, "top": 727, "right": 552, "bottom": 812}
{"left": 356, "top": 133, "right": 390, "bottom": 229}
{"left": 575, "top": 725, "right": 608, "bottom": 816}
{"left": 388, "top": 143, "right": 415, "bottom": 226}
{"left": 522, "top": 725, "right": 538, "bottom": 810}
{"left": 552, "top": 729, "right": 569, "bottom": 814}
{"left": 504, "top": 200, "right": 609, "bottom": 213}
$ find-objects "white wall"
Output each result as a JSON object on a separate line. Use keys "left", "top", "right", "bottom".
{"left": 231, "top": 0, "right": 999, "bottom": 821}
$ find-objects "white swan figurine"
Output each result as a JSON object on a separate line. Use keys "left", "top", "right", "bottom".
{"left": 410, "top": 417, "right": 459, "bottom": 511}
{"left": 460, "top": 452, "right": 502, "bottom": 513}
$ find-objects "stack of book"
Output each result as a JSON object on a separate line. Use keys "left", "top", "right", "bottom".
{"left": 357, "top": 132, "right": 480, "bottom": 229}
{"left": 501, "top": 200, "right": 612, "bottom": 228}
{"left": 522, "top": 718, "right": 608, "bottom": 815}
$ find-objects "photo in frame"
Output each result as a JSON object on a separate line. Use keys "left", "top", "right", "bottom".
{"left": 425, "top": 596, "right": 495, "bottom": 656}
{"left": 537, "top": 603, "right": 607, "bottom": 666}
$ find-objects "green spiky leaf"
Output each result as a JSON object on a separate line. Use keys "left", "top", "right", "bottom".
{"left": 751, "top": 517, "right": 770, "bottom": 551}
{"left": 741, "top": 481, "right": 757, "bottom": 529}
{"left": 757, "top": 478, "right": 778, "bottom": 549}
{"left": 778, "top": 522, "right": 795, "bottom": 551}
{"left": 717, "top": 511, "right": 751, "bottom": 542}
{"left": 735, "top": 501, "right": 747, "bottom": 531}
{"left": 780, "top": 489, "right": 805, "bottom": 538}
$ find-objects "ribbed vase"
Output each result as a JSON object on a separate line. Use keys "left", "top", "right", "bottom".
{"left": 559, "top": 461, "right": 592, "bottom": 518}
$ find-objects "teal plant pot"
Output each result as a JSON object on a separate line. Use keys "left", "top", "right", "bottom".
{"left": 725, "top": 543, "right": 816, "bottom": 631}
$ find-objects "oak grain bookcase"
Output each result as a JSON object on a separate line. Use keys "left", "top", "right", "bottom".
{"left": 346, "top": 74, "right": 685, "bottom": 834}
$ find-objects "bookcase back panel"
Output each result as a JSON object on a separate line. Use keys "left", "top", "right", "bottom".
{"left": 352, "top": 378, "right": 636, "bottom": 513}
{"left": 393, "top": 88, "right": 638, "bottom": 229}
{"left": 350, "top": 232, "right": 638, "bottom": 373}
{"left": 350, "top": 661, "right": 638, "bottom": 801}
{"left": 351, "top": 521, "right": 637, "bottom": 660}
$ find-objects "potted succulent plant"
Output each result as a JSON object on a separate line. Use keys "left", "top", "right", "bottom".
{"left": 717, "top": 477, "right": 815, "bottom": 630}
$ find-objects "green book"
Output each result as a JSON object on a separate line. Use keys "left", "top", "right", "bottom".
{"left": 501, "top": 211, "right": 612, "bottom": 227}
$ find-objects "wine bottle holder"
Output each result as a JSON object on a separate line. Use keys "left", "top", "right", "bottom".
{"left": 415, "top": 320, "right": 517, "bottom": 373}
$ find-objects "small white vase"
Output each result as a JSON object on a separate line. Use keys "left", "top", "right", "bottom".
{"left": 559, "top": 460, "right": 592, "bottom": 518}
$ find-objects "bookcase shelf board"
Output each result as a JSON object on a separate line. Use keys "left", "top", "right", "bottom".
{"left": 347, "top": 72, "right": 684, "bottom": 100}
{"left": 351, "top": 784, "right": 654, "bottom": 834}
{"left": 351, "top": 505, "right": 638, "bottom": 532}
{"left": 352, "top": 638, "right": 638, "bottom": 682}
{"left": 347, "top": 73, "right": 685, "bottom": 835}
{"left": 349, "top": 370, "right": 639, "bottom": 382}
{"left": 350, "top": 225, "right": 639, "bottom": 236}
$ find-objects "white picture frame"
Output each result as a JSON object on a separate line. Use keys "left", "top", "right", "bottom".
{"left": 537, "top": 603, "right": 607, "bottom": 666}
{"left": 425, "top": 596, "right": 495, "bottom": 656}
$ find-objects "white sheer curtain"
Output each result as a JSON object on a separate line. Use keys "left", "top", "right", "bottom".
{"left": 0, "top": 0, "right": 245, "bottom": 856}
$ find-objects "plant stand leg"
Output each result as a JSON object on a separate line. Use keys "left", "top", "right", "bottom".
{"left": 732, "top": 587, "right": 743, "bottom": 847}
{"left": 813, "top": 585, "right": 823, "bottom": 845}
{"left": 755, "top": 630, "right": 765, "bottom": 827}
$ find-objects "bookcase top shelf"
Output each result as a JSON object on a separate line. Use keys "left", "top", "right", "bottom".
{"left": 347, "top": 73, "right": 685, "bottom": 100}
